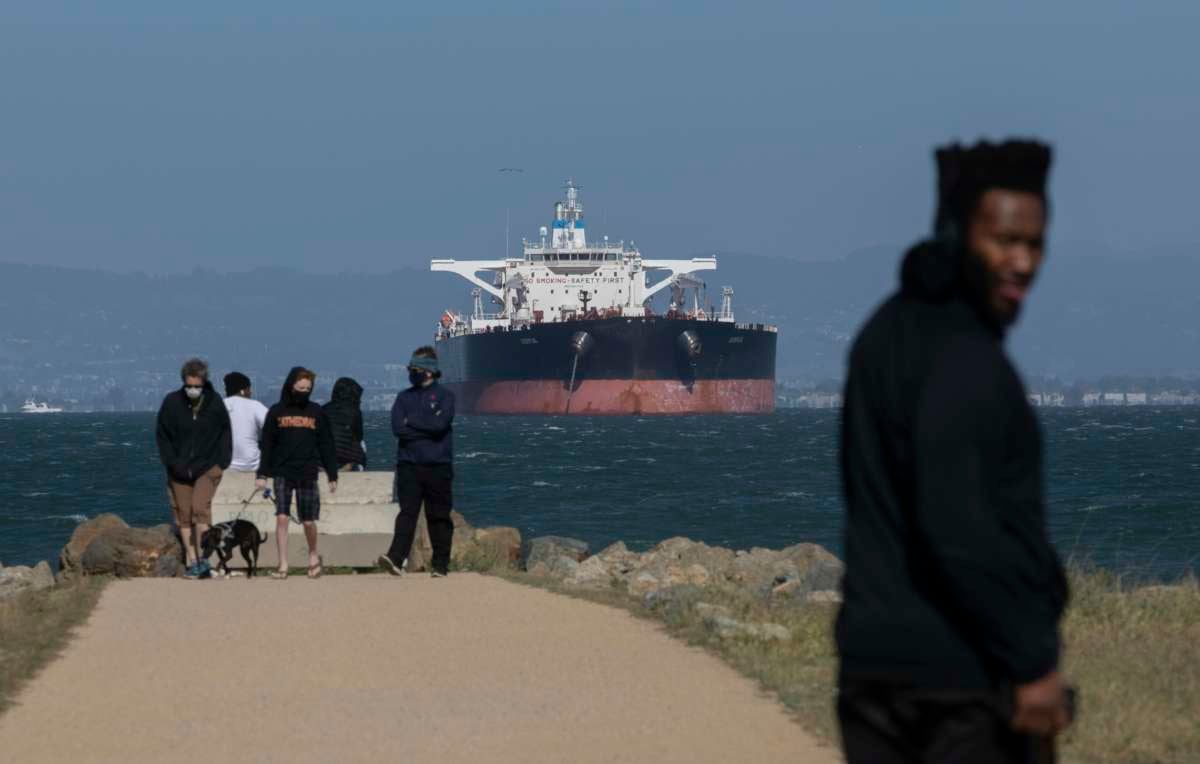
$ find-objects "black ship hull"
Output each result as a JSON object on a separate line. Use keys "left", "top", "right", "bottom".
{"left": 435, "top": 317, "right": 777, "bottom": 415}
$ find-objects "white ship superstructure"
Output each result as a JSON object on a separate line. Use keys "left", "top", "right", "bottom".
{"left": 22, "top": 400, "right": 64, "bottom": 414}
{"left": 433, "top": 181, "right": 734, "bottom": 337}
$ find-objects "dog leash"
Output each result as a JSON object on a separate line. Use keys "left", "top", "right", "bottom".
{"left": 233, "top": 487, "right": 260, "bottom": 522}
{"left": 234, "top": 486, "right": 300, "bottom": 526}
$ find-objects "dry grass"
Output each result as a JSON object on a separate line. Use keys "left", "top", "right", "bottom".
{"left": 1058, "top": 571, "right": 1200, "bottom": 764}
{"left": 0, "top": 577, "right": 107, "bottom": 713}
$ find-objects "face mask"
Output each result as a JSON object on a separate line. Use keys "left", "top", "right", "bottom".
{"left": 409, "top": 370, "right": 430, "bottom": 387}
{"left": 292, "top": 390, "right": 311, "bottom": 405}
{"left": 185, "top": 386, "right": 203, "bottom": 400}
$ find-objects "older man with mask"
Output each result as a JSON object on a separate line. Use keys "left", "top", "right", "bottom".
{"left": 156, "top": 357, "right": 233, "bottom": 580}
{"left": 837, "top": 140, "right": 1072, "bottom": 763}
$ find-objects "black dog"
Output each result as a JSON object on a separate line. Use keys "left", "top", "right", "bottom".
{"left": 201, "top": 520, "right": 268, "bottom": 577}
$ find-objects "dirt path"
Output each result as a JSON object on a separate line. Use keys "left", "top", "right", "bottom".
{"left": 0, "top": 574, "right": 836, "bottom": 763}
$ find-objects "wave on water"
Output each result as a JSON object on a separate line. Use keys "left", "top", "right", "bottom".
{"left": 2, "top": 408, "right": 1198, "bottom": 579}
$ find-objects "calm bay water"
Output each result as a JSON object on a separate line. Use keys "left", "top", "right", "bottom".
{"left": 1, "top": 409, "right": 1197, "bottom": 579}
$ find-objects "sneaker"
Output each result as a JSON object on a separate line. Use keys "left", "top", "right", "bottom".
{"left": 195, "top": 560, "right": 213, "bottom": 579}
{"left": 377, "top": 554, "right": 404, "bottom": 577}
{"left": 182, "top": 563, "right": 200, "bottom": 580}
{"left": 430, "top": 569, "right": 448, "bottom": 578}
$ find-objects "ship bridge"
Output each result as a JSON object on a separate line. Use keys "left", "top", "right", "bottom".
{"left": 432, "top": 181, "right": 733, "bottom": 336}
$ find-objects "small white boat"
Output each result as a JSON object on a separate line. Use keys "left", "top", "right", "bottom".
{"left": 21, "top": 400, "right": 64, "bottom": 414}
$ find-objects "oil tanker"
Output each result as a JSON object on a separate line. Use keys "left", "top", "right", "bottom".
{"left": 431, "top": 182, "right": 777, "bottom": 415}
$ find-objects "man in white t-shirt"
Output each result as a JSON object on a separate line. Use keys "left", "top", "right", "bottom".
{"left": 223, "top": 372, "right": 269, "bottom": 472}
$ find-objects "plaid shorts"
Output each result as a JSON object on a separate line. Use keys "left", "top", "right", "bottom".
{"left": 273, "top": 477, "right": 320, "bottom": 522}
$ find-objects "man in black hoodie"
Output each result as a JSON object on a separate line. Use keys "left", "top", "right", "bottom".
{"left": 323, "top": 377, "right": 367, "bottom": 471}
{"left": 255, "top": 367, "right": 339, "bottom": 579}
{"left": 156, "top": 357, "right": 232, "bottom": 580}
{"left": 838, "top": 140, "right": 1071, "bottom": 763}
{"left": 377, "top": 346, "right": 456, "bottom": 578}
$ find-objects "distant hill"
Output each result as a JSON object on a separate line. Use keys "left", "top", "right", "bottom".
{"left": 1, "top": 248, "right": 1198, "bottom": 408}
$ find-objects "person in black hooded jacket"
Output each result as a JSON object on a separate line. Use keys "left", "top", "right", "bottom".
{"left": 323, "top": 377, "right": 366, "bottom": 471}
{"left": 156, "top": 357, "right": 232, "bottom": 579}
{"left": 837, "top": 140, "right": 1071, "bottom": 763}
{"left": 255, "top": 366, "right": 338, "bottom": 579}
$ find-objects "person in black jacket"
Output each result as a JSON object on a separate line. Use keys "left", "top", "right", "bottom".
{"left": 377, "top": 346, "right": 456, "bottom": 578}
{"left": 156, "top": 357, "right": 232, "bottom": 580}
{"left": 255, "top": 367, "right": 339, "bottom": 579}
{"left": 838, "top": 140, "right": 1071, "bottom": 763}
{"left": 323, "top": 377, "right": 367, "bottom": 471}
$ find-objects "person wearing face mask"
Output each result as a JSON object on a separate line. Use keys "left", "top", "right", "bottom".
{"left": 155, "top": 357, "right": 233, "bottom": 580}
{"left": 377, "top": 346, "right": 456, "bottom": 578}
{"left": 255, "top": 367, "right": 339, "bottom": 579}
{"left": 322, "top": 377, "right": 367, "bottom": 471}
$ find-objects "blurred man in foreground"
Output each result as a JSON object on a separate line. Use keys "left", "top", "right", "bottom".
{"left": 837, "top": 140, "right": 1071, "bottom": 763}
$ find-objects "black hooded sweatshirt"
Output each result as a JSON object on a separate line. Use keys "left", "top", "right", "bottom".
{"left": 836, "top": 242, "right": 1068, "bottom": 691}
{"left": 155, "top": 380, "right": 233, "bottom": 483}
{"left": 323, "top": 377, "right": 366, "bottom": 468}
{"left": 257, "top": 367, "right": 339, "bottom": 483}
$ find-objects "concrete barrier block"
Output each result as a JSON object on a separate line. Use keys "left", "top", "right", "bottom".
{"left": 211, "top": 470, "right": 399, "bottom": 541}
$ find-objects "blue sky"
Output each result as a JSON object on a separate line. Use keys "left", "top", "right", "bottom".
{"left": 2, "top": 2, "right": 1198, "bottom": 272}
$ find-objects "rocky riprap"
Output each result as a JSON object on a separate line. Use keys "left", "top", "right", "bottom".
{"left": 42, "top": 512, "right": 845, "bottom": 641}
{"left": 520, "top": 534, "right": 843, "bottom": 603}
{"left": 516, "top": 534, "right": 844, "bottom": 642}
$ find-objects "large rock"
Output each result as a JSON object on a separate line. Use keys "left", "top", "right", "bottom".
{"left": 521, "top": 536, "right": 590, "bottom": 572}
{"left": 406, "top": 509, "right": 475, "bottom": 572}
{"left": 59, "top": 513, "right": 129, "bottom": 573}
{"left": 646, "top": 537, "right": 736, "bottom": 573}
{"left": 562, "top": 555, "right": 616, "bottom": 589}
{"left": 80, "top": 526, "right": 184, "bottom": 578}
{"left": 0, "top": 561, "right": 56, "bottom": 601}
{"left": 466, "top": 526, "right": 523, "bottom": 565}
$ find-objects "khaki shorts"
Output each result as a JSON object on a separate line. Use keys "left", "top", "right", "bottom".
{"left": 168, "top": 465, "right": 223, "bottom": 527}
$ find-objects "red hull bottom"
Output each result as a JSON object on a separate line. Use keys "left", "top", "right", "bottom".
{"left": 445, "top": 379, "right": 775, "bottom": 415}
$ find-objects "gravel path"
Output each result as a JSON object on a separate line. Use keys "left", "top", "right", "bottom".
{"left": 0, "top": 574, "right": 835, "bottom": 763}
